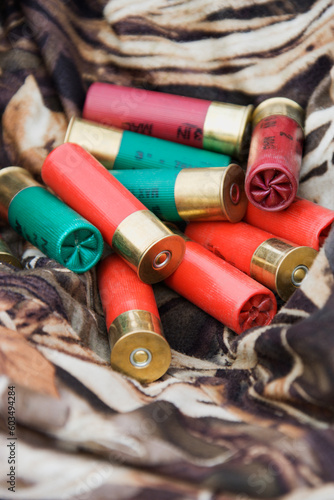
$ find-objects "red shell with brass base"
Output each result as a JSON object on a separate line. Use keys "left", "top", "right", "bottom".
{"left": 82, "top": 82, "right": 253, "bottom": 158}
{"left": 185, "top": 221, "right": 318, "bottom": 302}
{"left": 98, "top": 254, "right": 160, "bottom": 328}
{"left": 244, "top": 196, "right": 334, "bottom": 251}
{"left": 164, "top": 239, "right": 276, "bottom": 334}
{"left": 41, "top": 143, "right": 186, "bottom": 284}
{"left": 97, "top": 253, "right": 171, "bottom": 383}
{"left": 83, "top": 82, "right": 209, "bottom": 149}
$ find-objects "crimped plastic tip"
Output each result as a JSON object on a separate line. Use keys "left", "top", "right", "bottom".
{"left": 60, "top": 228, "right": 103, "bottom": 271}
{"left": 249, "top": 168, "right": 293, "bottom": 209}
{"left": 239, "top": 295, "right": 275, "bottom": 330}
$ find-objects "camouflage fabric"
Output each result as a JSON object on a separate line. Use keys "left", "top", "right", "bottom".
{"left": 0, "top": 1, "right": 334, "bottom": 498}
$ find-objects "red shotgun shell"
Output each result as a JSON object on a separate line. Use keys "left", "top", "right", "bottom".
{"left": 41, "top": 143, "right": 185, "bottom": 284}
{"left": 82, "top": 82, "right": 253, "bottom": 159}
{"left": 244, "top": 196, "right": 334, "bottom": 251}
{"left": 98, "top": 253, "right": 171, "bottom": 382}
{"left": 164, "top": 235, "right": 277, "bottom": 334}
{"left": 245, "top": 98, "right": 305, "bottom": 211}
{"left": 185, "top": 221, "right": 318, "bottom": 302}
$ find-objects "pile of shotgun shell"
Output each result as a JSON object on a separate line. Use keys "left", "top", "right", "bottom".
{"left": 1, "top": 83, "right": 333, "bottom": 383}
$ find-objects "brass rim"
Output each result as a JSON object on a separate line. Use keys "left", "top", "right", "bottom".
{"left": 221, "top": 164, "right": 248, "bottom": 222}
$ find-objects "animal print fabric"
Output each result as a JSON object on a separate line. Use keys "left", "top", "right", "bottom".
{"left": 1, "top": 0, "right": 334, "bottom": 498}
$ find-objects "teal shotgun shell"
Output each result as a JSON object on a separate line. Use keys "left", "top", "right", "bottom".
{"left": 110, "top": 164, "right": 247, "bottom": 222}
{"left": 0, "top": 167, "right": 104, "bottom": 273}
{"left": 65, "top": 116, "right": 231, "bottom": 170}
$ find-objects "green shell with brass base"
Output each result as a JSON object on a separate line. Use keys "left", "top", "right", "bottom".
{"left": 8, "top": 186, "right": 104, "bottom": 273}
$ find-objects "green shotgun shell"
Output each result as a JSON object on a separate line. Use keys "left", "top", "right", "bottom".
{"left": 0, "top": 167, "right": 104, "bottom": 273}
{"left": 65, "top": 116, "right": 231, "bottom": 170}
{"left": 110, "top": 164, "right": 247, "bottom": 222}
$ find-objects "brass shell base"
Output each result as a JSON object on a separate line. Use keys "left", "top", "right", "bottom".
{"left": 112, "top": 210, "right": 185, "bottom": 284}
{"left": 203, "top": 102, "right": 254, "bottom": 158}
{"left": 0, "top": 167, "right": 39, "bottom": 221}
{"left": 109, "top": 310, "right": 171, "bottom": 383}
{"left": 250, "top": 238, "right": 317, "bottom": 301}
{"left": 64, "top": 116, "right": 123, "bottom": 169}
{"left": 174, "top": 164, "right": 247, "bottom": 222}
{"left": 252, "top": 97, "right": 305, "bottom": 130}
{"left": 0, "top": 243, "right": 22, "bottom": 268}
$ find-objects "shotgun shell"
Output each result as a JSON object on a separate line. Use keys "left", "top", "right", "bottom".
{"left": 82, "top": 82, "right": 254, "bottom": 159}
{"left": 244, "top": 196, "right": 334, "bottom": 251}
{"left": 0, "top": 237, "right": 22, "bottom": 268}
{"left": 164, "top": 231, "right": 277, "bottom": 334}
{"left": 65, "top": 116, "right": 231, "bottom": 170}
{"left": 185, "top": 221, "right": 317, "bottom": 301}
{"left": 245, "top": 97, "right": 305, "bottom": 211}
{"left": 110, "top": 164, "right": 247, "bottom": 222}
{"left": 97, "top": 253, "right": 171, "bottom": 382}
{"left": 41, "top": 143, "right": 185, "bottom": 284}
{"left": 0, "top": 167, "right": 103, "bottom": 273}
